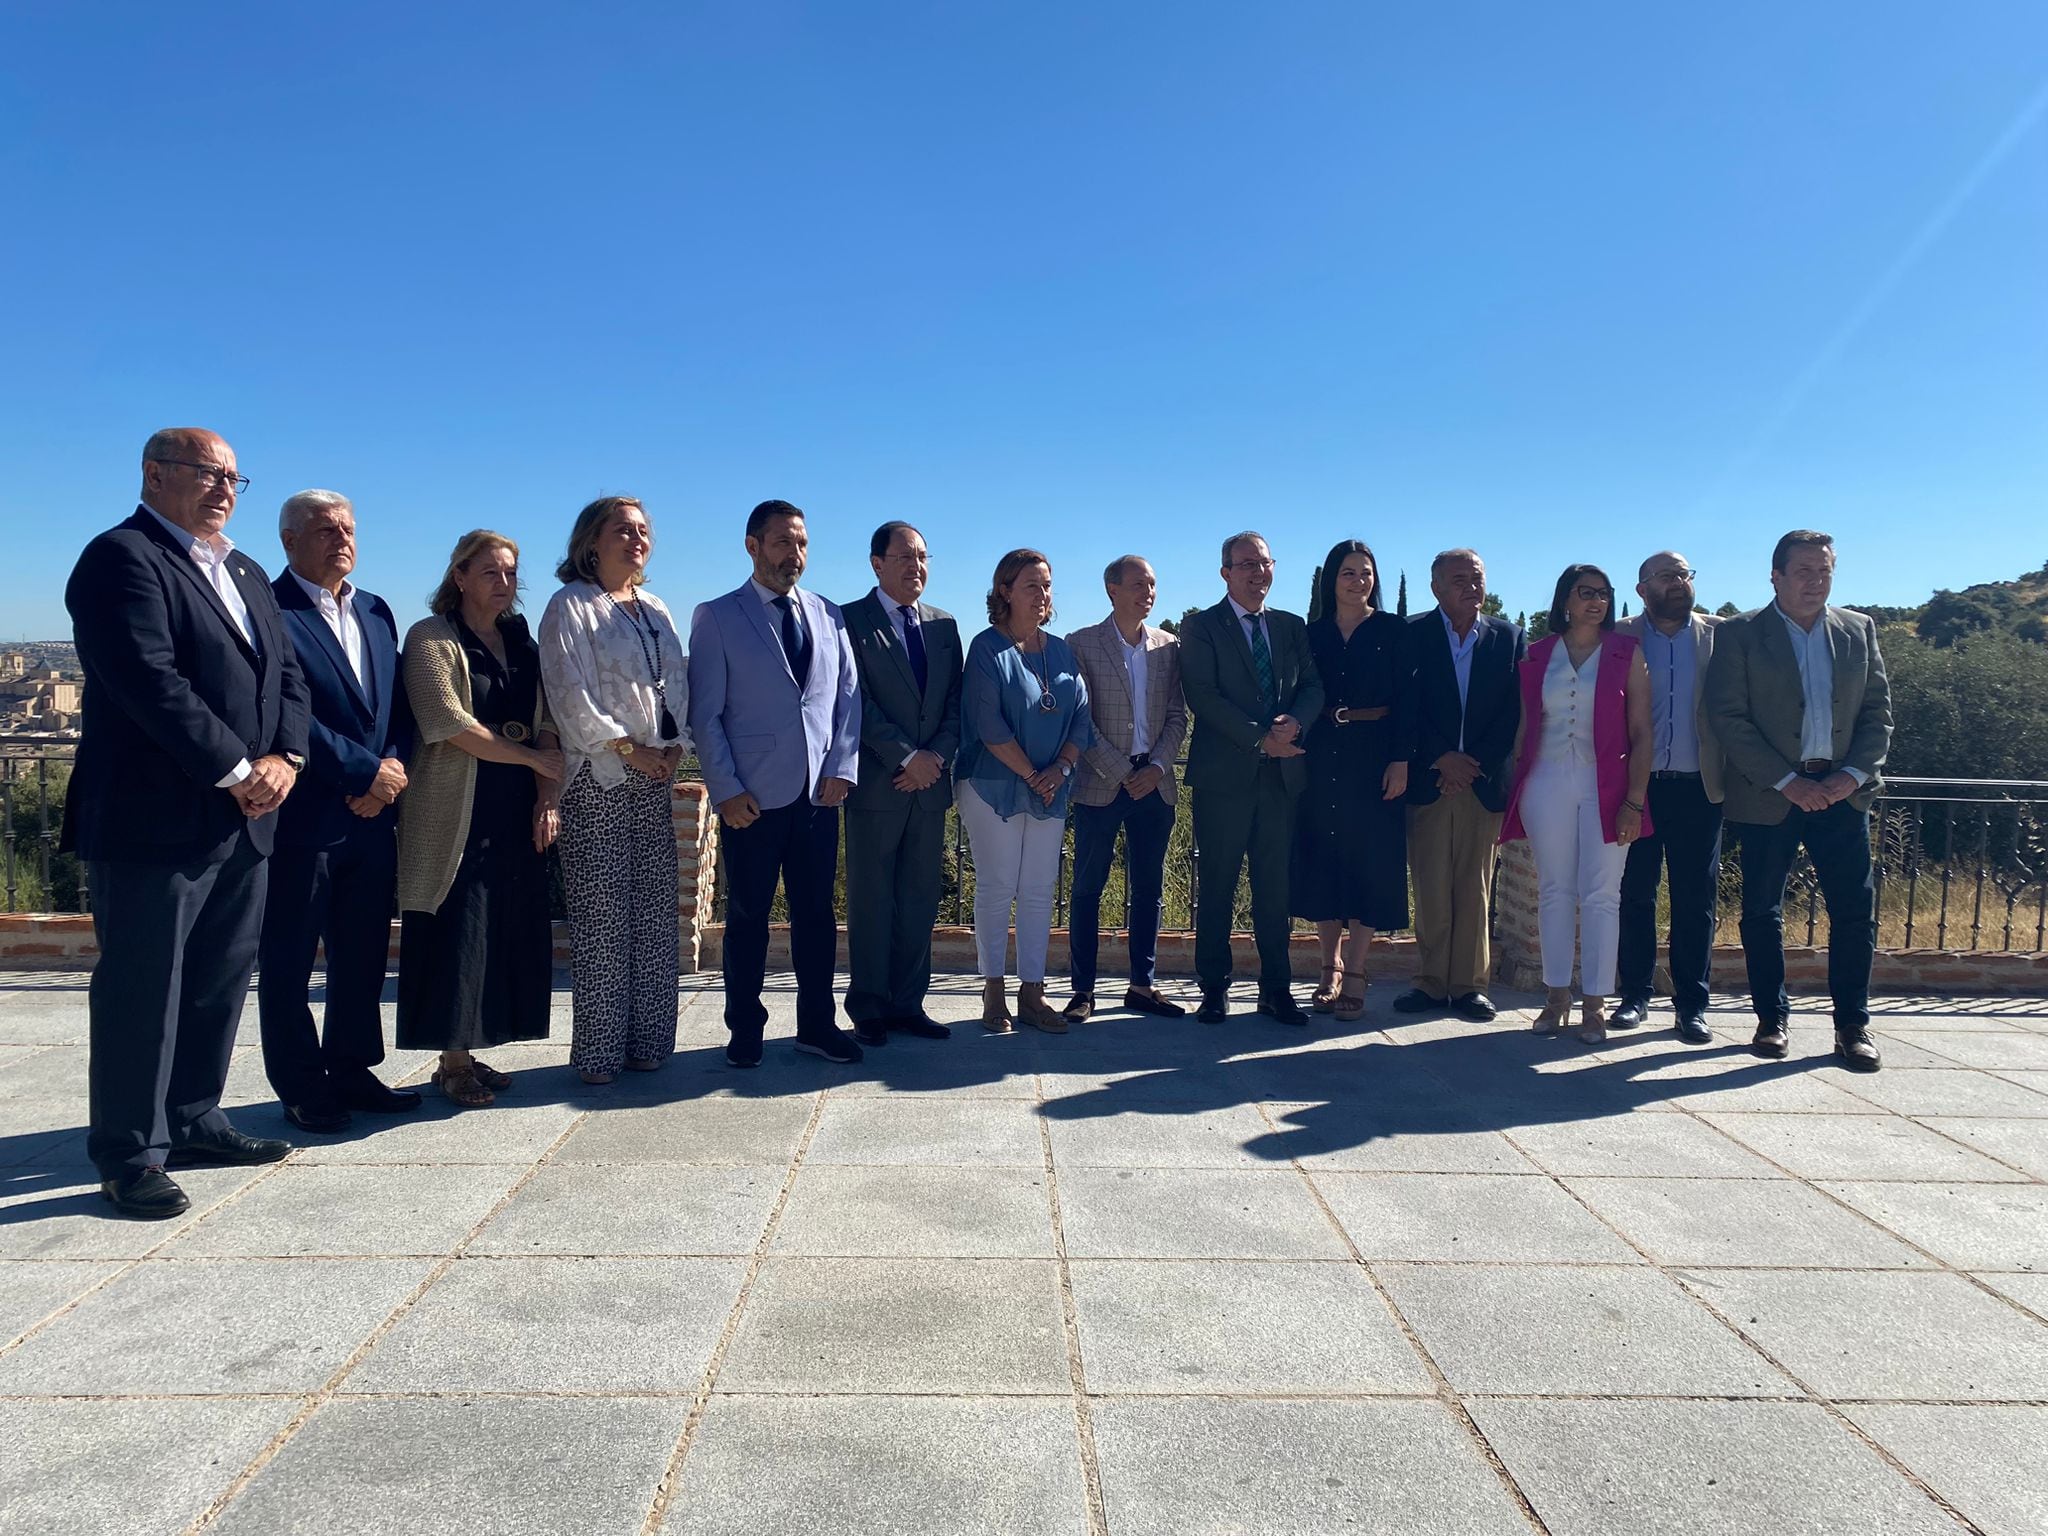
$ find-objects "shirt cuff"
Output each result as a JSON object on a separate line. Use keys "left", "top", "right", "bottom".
{"left": 1841, "top": 766, "right": 1869, "bottom": 788}
{"left": 216, "top": 758, "right": 253, "bottom": 789}
{"left": 900, "top": 746, "right": 920, "bottom": 768}
{"left": 1773, "top": 772, "right": 1796, "bottom": 791}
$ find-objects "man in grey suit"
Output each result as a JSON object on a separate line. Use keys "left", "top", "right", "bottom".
{"left": 1179, "top": 531, "right": 1323, "bottom": 1024}
{"left": 1612, "top": 551, "right": 1724, "bottom": 1044}
{"left": 1063, "top": 554, "right": 1190, "bottom": 1022}
{"left": 840, "top": 521, "right": 964, "bottom": 1046}
{"left": 1703, "top": 530, "right": 1891, "bottom": 1072}
{"left": 688, "top": 500, "right": 864, "bottom": 1068}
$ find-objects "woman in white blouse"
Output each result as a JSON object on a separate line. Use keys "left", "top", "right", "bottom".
{"left": 1500, "top": 565, "right": 1654, "bottom": 1043}
{"left": 538, "top": 496, "right": 692, "bottom": 1084}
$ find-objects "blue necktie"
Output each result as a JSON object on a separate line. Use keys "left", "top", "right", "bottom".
{"left": 773, "top": 595, "right": 811, "bottom": 687}
{"left": 1246, "top": 614, "right": 1276, "bottom": 714}
{"left": 899, "top": 604, "right": 929, "bottom": 692}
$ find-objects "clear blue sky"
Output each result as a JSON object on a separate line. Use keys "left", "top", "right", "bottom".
{"left": 4, "top": 2, "right": 2044, "bottom": 640}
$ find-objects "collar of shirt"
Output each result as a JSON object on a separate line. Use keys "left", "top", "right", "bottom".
{"left": 141, "top": 500, "right": 236, "bottom": 565}
{"left": 290, "top": 567, "right": 355, "bottom": 616}
{"left": 1440, "top": 607, "right": 1480, "bottom": 655}
{"left": 1226, "top": 596, "right": 1266, "bottom": 629}
{"left": 753, "top": 578, "right": 800, "bottom": 608}
{"left": 1774, "top": 602, "right": 1826, "bottom": 643}
{"left": 1115, "top": 620, "right": 1149, "bottom": 656}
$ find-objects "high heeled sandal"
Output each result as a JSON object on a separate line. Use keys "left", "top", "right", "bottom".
{"left": 1312, "top": 965, "right": 1342, "bottom": 1014}
{"left": 1333, "top": 975, "right": 1368, "bottom": 1021}
{"left": 1531, "top": 988, "right": 1573, "bottom": 1035}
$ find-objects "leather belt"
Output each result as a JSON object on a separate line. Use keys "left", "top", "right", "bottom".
{"left": 1797, "top": 759, "right": 1833, "bottom": 775}
{"left": 1325, "top": 705, "right": 1391, "bottom": 724}
{"left": 1650, "top": 770, "right": 1700, "bottom": 780}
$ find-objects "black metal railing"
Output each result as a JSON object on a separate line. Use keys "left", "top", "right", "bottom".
{"left": 1, "top": 737, "right": 83, "bottom": 915}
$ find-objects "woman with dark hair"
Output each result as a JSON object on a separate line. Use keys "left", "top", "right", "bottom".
{"left": 538, "top": 496, "right": 692, "bottom": 1085}
{"left": 1290, "top": 541, "right": 1412, "bottom": 1019}
{"left": 1501, "top": 563, "right": 1653, "bottom": 1042}
{"left": 956, "top": 549, "right": 1097, "bottom": 1033}
{"left": 396, "top": 531, "right": 564, "bottom": 1106}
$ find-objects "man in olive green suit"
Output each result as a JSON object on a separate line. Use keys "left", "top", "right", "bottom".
{"left": 841, "top": 522, "right": 964, "bottom": 1045}
{"left": 1179, "top": 531, "right": 1324, "bottom": 1024}
{"left": 1703, "top": 530, "right": 1891, "bottom": 1073}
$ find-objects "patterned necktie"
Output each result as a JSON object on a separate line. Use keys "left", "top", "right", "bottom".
{"left": 773, "top": 594, "right": 811, "bottom": 687}
{"left": 898, "top": 604, "right": 929, "bottom": 692}
{"left": 1246, "top": 613, "right": 1276, "bottom": 713}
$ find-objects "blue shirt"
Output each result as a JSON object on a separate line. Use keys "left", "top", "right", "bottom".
{"left": 1640, "top": 622, "right": 1700, "bottom": 773}
{"left": 1439, "top": 609, "right": 1479, "bottom": 750}
{"left": 957, "top": 627, "right": 1097, "bottom": 820}
{"left": 1774, "top": 604, "right": 1867, "bottom": 789}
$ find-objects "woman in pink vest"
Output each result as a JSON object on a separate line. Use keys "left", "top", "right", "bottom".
{"left": 1501, "top": 565, "right": 1654, "bottom": 1041}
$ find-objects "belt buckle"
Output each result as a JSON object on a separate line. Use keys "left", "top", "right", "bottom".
{"left": 1332, "top": 706, "right": 1351, "bottom": 724}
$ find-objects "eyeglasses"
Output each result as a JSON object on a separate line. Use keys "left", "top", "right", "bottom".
{"left": 151, "top": 459, "right": 251, "bottom": 495}
{"left": 1647, "top": 566, "right": 1696, "bottom": 583}
{"left": 1573, "top": 586, "right": 1615, "bottom": 602}
{"left": 1231, "top": 559, "right": 1276, "bottom": 573}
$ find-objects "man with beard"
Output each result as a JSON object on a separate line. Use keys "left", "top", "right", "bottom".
{"left": 1612, "top": 552, "right": 1724, "bottom": 1043}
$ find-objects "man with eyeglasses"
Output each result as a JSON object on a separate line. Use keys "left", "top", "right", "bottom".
{"left": 1179, "top": 532, "right": 1323, "bottom": 1024}
{"left": 1613, "top": 552, "right": 1724, "bottom": 1043}
{"left": 62, "top": 428, "right": 310, "bottom": 1218}
{"left": 1704, "top": 531, "right": 1891, "bottom": 1072}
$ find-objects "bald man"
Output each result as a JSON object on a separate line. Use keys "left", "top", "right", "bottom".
{"left": 1613, "top": 552, "right": 1723, "bottom": 1043}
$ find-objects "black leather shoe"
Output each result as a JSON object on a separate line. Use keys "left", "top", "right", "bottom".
{"left": 852, "top": 1021, "right": 890, "bottom": 1047}
{"left": 1257, "top": 993, "right": 1310, "bottom": 1026}
{"left": 1609, "top": 999, "right": 1647, "bottom": 1031}
{"left": 333, "top": 1074, "right": 423, "bottom": 1115}
{"left": 1676, "top": 1014, "right": 1714, "bottom": 1045}
{"left": 283, "top": 1103, "right": 352, "bottom": 1134}
{"left": 726, "top": 1037, "right": 763, "bottom": 1069}
{"left": 1062, "top": 992, "right": 1095, "bottom": 1023}
{"left": 1451, "top": 992, "right": 1498, "bottom": 1023}
{"left": 1196, "top": 989, "right": 1230, "bottom": 1024}
{"left": 166, "top": 1127, "right": 293, "bottom": 1167}
{"left": 890, "top": 1014, "right": 953, "bottom": 1040}
{"left": 1391, "top": 988, "right": 1446, "bottom": 1015}
{"left": 1835, "top": 1031, "right": 1883, "bottom": 1073}
{"left": 794, "top": 1027, "right": 864, "bottom": 1065}
{"left": 1122, "top": 986, "right": 1186, "bottom": 1018}
{"left": 101, "top": 1167, "right": 191, "bottom": 1220}
{"left": 1752, "top": 1021, "right": 1790, "bottom": 1059}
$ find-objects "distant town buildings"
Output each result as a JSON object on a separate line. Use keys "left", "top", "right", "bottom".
{"left": 0, "top": 656, "right": 81, "bottom": 736}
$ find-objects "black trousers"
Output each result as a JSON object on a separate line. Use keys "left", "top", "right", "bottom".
{"left": 1617, "top": 773, "right": 1724, "bottom": 1017}
{"left": 1192, "top": 763, "right": 1296, "bottom": 995}
{"left": 257, "top": 824, "right": 396, "bottom": 1110}
{"left": 87, "top": 831, "right": 268, "bottom": 1178}
{"left": 1735, "top": 797, "right": 1876, "bottom": 1032}
{"left": 843, "top": 797, "right": 947, "bottom": 1024}
{"left": 721, "top": 796, "right": 841, "bottom": 1043}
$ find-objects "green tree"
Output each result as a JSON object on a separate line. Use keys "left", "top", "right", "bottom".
{"left": 1481, "top": 593, "right": 1505, "bottom": 618}
{"left": 1884, "top": 629, "right": 2048, "bottom": 780}
{"left": 1396, "top": 572, "right": 1408, "bottom": 617}
{"left": 1526, "top": 610, "right": 1552, "bottom": 641}
{"left": 1715, "top": 600, "right": 1740, "bottom": 618}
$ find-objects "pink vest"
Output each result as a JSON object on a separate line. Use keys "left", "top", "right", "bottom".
{"left": 1501, "top": 631, "right": 1651, "bottom": 845}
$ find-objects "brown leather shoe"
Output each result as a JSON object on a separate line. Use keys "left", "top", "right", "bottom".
{"left": 1062, "top": 992, "right": 1095, "bottom": 1023}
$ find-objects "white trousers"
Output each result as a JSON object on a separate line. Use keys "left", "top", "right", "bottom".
{"left": 957, "top": 780, "right": 1066, "bottom": 981}
{"left": 1520, "top": 756, "right": 1627, "bottom": 994}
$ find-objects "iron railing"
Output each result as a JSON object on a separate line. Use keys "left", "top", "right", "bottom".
{"left": 1, "top": 737, "right": 82, "bottom": 915}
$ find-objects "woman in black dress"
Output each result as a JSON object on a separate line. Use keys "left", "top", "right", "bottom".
{"left": 1292, "top": 540, "right": 1412, "bottom": 1019}
{"left": 395, "top": 531, "right": 565, "bottom": 1107}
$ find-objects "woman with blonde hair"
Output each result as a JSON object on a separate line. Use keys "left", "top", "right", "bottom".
{"left": 539, "top": 496, "right": 691, "bottom": 1085}
{"left": 395, "top": 531, "right": 564, "bottom": 1106}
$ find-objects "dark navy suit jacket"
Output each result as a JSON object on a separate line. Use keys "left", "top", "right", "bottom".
{"left": 271, "top": 573, "right": 410, "bottom": 850}
{"left": 63, "top": 507, "right": 310, "bottom": 864}
{"left": 1405, "top": 609, "right": 1526, "bottom": 814}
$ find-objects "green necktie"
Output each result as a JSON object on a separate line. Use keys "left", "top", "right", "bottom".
{"left": 1246, "top": 614, "right": 1277, "bottom": 714}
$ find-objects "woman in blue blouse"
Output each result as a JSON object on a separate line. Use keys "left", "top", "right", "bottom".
{"left": 958, "top": 548, "right": 1097, "bottom": 1034}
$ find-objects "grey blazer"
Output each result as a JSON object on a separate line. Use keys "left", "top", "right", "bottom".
{"left": 841, "top": 590, "right": 963, "bottom": 814}
{"left": 1617, "top": 611, "right": 1725, "bottom": 805}
{"left": 1701, "top": 604, "right": 1891, "bottom": 826}
{"left": 1066, "top": 616, "right": 1189, "bottom": 807}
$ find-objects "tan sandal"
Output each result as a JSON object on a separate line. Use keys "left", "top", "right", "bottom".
{"left": 1577, "top": 998, "right": 1609, "bottom": 1044}
{"left": 1018, "top": 982, "right": 1068, "bottom": 1034}
{"left": 432, "top": 1066, "right": 495, "bottom": 1108}
{"left": 1311, "top": 965, "right": 1341, "bottom": 1014}
{"left": 1532, "top": 987, "right": 1573, "bottom": 1035}
{"left": 1333, "top": 975, "right": 1368, "bottom": 1021}
{"left": 981, "top": 978, "right": 1015, "bottom": 1034}
{"left": 468, "top": 1058, "right": 513, "bottom": 1091}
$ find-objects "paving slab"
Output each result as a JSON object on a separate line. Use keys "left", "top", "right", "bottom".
{"left": 0, "top": 1397, "right": 296, "bottom": 1536}
{"left": 1314, "top": 1171, "right": 1641, "bottom": 1263}
{"left": 662, "top": 1394, "right": 1089, "bottom": 1536}
{"left": 1378, "top": 1263, "right": 1788, "bottom": 1396}
{"left": 804, "top": 1096, "right": 1046, "bottom": 1166}
{"left": 211, "top": 1396, "right": 683, "bottom": 1536}
{"left": 471, "top": 1163, "right": 783, "bottom": 1256}
{"left": 0, "top": 1044, "right": 85, "bottom": 1100}
{"left": 1091, "top": 1396, "right": 1528, "bottom": 1536}
{"left": 1914, "top": 1115, "right": 2048, "bottom": 1178}
{"left": 1503, "top": 1113, "right": 1785, "bottom": 1178}
{"left": 162, "top": 1162, "right": 525, "bottom": 1257}
{"left": 1678, "top": 1267, "right": 2048, "bottom": 1399}
{"left": 1263, "top": 1106, "right": 1538, "bottom": 1173}
{"left": 0, "top": 1097, "right": 87, "bottom": 1165}
{"left": 288, "top": 1100, "right": 586, "bottom": 1164}
{"left": 1696, "top": 1111, "right": 2031, "bottom": 1182}
{"left": 1068, "top": 1258, "right": 1430, "bottom": 1394}
{"left": 771, "top": 1164, "right": 1053, "bottom": 1257}
{"left": 0, "top": 1256, "right": 433, "bottom": 1393}
{"left": 1564, "top": 1176, "right": 1934, "bottom": 1269}
{"left": 1846, "top": 1404, "right": 2048, "bottom": 1536}
{"left": 1877, "top": 1031, "right": 2048, "bottom": 1070}
{"left": 717, "top": 1256, "right": 1070, "bottom": 1393}
{"left": 1471, "top": 1398, "right": 1955, "bottom": 1536}
{"left": 0, "top": 1257, "right": 124, "bottom": 1344}
{"left": 1818, "top": 1180, "right": 2048, "bottom": 1270}
{"left": 1832, "top": 1068, "right": 2048, "bottom": 1117}
{"left": 1056, "top": 1166, "right": 1349, "bottom": 1259}
{"left": 0, "top": 1164, "right": 266, "bottom": 1259}
{"left": 1975, "top": 1270, "right": 2048, "bottom": 1317}
{"left": 1042, "top": 1104, "right": 1275, "bottom": 1168}
{"left": 552, "top": 1096, "right": 816, "bottom": 1165}
{"left": 349, "top": 1255, "right": 745, "bottom": 1392}
{"left": 0, "top": 998, "right": 90, "bottom": 1045}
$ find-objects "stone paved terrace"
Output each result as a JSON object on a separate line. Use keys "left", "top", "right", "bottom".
{"left": 2, "top": 974, "right": 2046, "bottom": 1536}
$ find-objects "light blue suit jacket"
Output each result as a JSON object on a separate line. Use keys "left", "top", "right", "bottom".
{"left": 688, "top": 581, "right": 861, "bottom": 811}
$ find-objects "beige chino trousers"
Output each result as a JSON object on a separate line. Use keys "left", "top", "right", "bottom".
{"left": 1407, "top": 792, "right": 1504, "bottom": 999}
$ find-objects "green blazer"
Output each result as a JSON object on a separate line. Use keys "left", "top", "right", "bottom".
{"left": 1702, "top": 603, "right": 1891, "bottom": 826}
{"left": 1179, "top": 598, "right": 1324, "bottom": 796}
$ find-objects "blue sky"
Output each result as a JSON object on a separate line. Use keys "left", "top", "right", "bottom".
{"left": 3, "top": 2, "right": 2044, "bottom": 640}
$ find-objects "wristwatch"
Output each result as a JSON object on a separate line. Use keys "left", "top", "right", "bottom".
{"left": 1059, "top": 761, "right": 1073, "bottom": 778}
{"left": 608, "top": 738, "right": 636, "bottom": 758}
{"left": 281, "top": 752, "right": 305, "bottom": 773}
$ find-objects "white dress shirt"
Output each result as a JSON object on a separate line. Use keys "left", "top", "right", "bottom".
{"left": 1774, "top": 604, "right": 1867, "bottom": 790}
{"left": 290, "top": 569, "right": 365, "bottom": 686}
{"left": 1118, "top": 623, "right": 1153, "bottom": 758}
{"left": 141, "top": 501, "right": 258, "bottom": 787}
{"left": 1440, "top": 608, "right": 1480, "bottom": 751}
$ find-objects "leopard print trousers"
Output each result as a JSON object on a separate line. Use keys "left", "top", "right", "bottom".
{"left": 559, "top": 762, "right": 680, "bottom": 1074}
